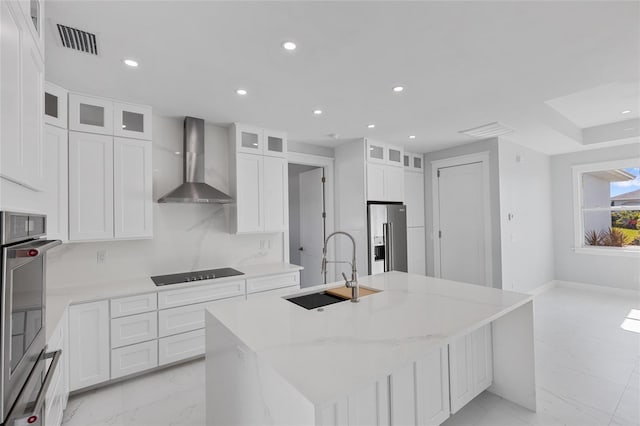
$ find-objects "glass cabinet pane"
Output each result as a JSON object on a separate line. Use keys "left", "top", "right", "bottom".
{"left": 241, "top": 132, "right": 260, "bottom": 150}
{"left": 369, "top": 145, "right": 384, "bottom": 160}
{"left": 267, "top": 136, "right": 283, "bottom": 153}
{"left": 79, "top": 103, "right": 105, "bottom": 127}
{"left": 403, "top": 155, "right": 410, "bottom": 167}
{"left": 389, "top": 149, "right": 401, "bottom": 163}
{"left": 45, "top": 93, "right": 58, "bottom": 118}
{"left": 413, "top": 157, "right": 422, "bottom": 169}
{"left": 122, "top": 111, "right": 144, "bottom": 133}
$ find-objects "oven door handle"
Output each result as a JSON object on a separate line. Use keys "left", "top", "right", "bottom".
{"left": 32, "top": 348, "right": 62, "bottom": 416}
{"left": 8, "top": 239, "right": 61, "bottom": 259}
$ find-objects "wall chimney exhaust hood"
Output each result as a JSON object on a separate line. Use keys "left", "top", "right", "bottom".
{"left": 158, "top": 117, "right": 233, "bottom": 204}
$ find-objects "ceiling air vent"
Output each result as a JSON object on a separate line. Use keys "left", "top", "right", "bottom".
{"left": 56, "top": 24, "right": 98, "bottom": 55}
{"left": 459, "top": 122, "right": 514, "bottom": 139}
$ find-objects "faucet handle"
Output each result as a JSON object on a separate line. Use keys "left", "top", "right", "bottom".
{"left": 342, "top": 272, "right": 350, "bottom": 284}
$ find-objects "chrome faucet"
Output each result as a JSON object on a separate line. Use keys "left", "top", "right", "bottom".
{"left": 321, "top": 231, "right": 359, "bottom": 303}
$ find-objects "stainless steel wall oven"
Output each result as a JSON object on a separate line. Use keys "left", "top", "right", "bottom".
{"left": 1, "top": 212, "right": 61, "bottom": 426}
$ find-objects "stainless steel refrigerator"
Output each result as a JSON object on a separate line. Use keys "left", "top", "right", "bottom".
{"left": 367, "top": 202, "right": 408, "bottom": 275}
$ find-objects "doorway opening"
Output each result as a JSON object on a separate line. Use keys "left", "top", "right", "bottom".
{"left": 288, "top": 163, "right": 327, "bottom": 288}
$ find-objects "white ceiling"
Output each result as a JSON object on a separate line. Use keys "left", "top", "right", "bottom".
{"left": 44, "top": 1, "right": 640, "bottom": 155}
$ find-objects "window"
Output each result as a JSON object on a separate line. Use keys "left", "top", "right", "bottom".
{"left": 573, "top": 159, "right": 640, "bottom": 255}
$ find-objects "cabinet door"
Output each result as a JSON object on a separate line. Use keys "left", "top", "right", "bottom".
{"left": 113, "top": 102, "right": 152, "bottom": 140}
{"left": 472, "top": 324, "right": 493, "bottom": 392}
{"left": 386, "top": 144, "right": 403, "bottom": 168}
{"left": 69, "top": 301, "right": 110, "bottom": 391}
{"left": 21, "top": 29, "right": 44, "bottom": 190}
{"left": 367, "top": 163, "right": 385, "bottom": 201}
{"left": 383, "top": 166, "right": 404, "bottom": 202}
{"left": 69, "top": 93, "right": 113, "bottom": 135}
{"left": 111, "top": 340, "right": 158, "bottom": 379}
{"left": 110, "top": 311, "right": 157, "bottom": 348}
{"left": 44, "top": 82, "right": 68, "bottom": 129}
{"left": 68, "top": 132, "right": 114, "bottom": 241}
{"left": 18, "top": 0, "right": 43, "bottom": 54}
{"left": 236, "top": 153, "right": 263, "bottom": 233}
{"left": 263, "top": 129, "right": 287, "bottom": 158}
{"left": 407, "top": 227, "right": 426, "bottom": 275}
{"left": 263, "top": 156, "right": 287, "bottom": 232}
{"left": 113, "top": 137, "right": 153, "bottom": 239}
{"left": 234, "top": 124, "right": 264, "bottom": 155}
{"left": 411, "top": 154, "right": 424, "bottom": 172}
{"left": 0, "top": 1, "right": 24, "bottom": 185}
{"left": 42, "top": 125, "right": 68, "bottom": 241}
{"left": 404, "top": 171, "right": 425, "bottom": 227}
{"left": 366, "top": 139, "right": 386, "bottom": 164}
{"left": 416, "top": 346, "right": 450, "bottom": 425}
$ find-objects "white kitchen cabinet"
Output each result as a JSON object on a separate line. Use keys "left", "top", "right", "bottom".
{"left": 386, "top": 144, "right": 403, "bottom": 168}
{"left": 113, "top": 102, "right": 152, "bottom": 140}
{"left": 113, "top": 137, "right": 153, "bottom": 239}
{"left": 111, "top": 293, "right": 157, "bottom": 318}
{"left": 246, "top": 271, "right": 299, "bottom": 294}
{"left": 45, "top": 310, "right": 68, "bottom": 426}
{"left": 111, "top": 340, "right": 158, "bottom": 379}
{"left": 44, "top": 81, "right": 68, "bottom": 129}
{"left": 158, "top": 329, "right": 205, "bottom": 366}
{"left": 367, "top": 163, "right": 404, "bottom": 202}
{"left": 449, "top": 324, "right": 493, "bottom": 413}
{"left": 42, "top": 125, "right": 68, "bottom": 241}
{"left": 69, "top": 301, "right": 110, "bottom": 391}
{"left": 68, "top": 131, "right": 114, "bottom": 241}
{"left": 407, "top": 226, "right": 426, "bottom": 275}
{"left": 157, "top": 280, "right": 245, "bottom": 309}
{"left": 18, "top": 0, "right": 43, "bottom": 55}
{"left": 317, "top": 378, "right": 389, "bottom": 426}
{"left": 110, "top": 311, "right": 158, "bottom": 348}
{"left": 0, "top": 0, "right": 44, "bottom": 190}
{"left": 233, "top": 123, "right": 264, "bottom": 155}
{"left": 405, "top": 169, "right": 425, "bottom": 227}
{"left": 158, "top": 301, "right": 213, "bottom": 337}
{"left": 263, "top": 156, "right": 288, "bottom": 231}
{"left": 366, "top": 139, "right": 387, "bottom": 164}
{"left": 69, "top": 93, "right": 114, "bottom": 135}
{"left": 263, "top": 128, "right": 287, "bottom": 158}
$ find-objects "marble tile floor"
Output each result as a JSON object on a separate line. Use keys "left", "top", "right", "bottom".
{"left": 62, "top": 286, "right": 640, "bottom": 426}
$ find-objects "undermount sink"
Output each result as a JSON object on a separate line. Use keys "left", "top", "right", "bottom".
{"left": 285, "top": 286, "right": 382, "bottom": 310}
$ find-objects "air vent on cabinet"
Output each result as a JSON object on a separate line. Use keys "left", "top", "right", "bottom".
{"left": 459, "top": 122, "right": 514, "bottom": 139}
{"left": 56, "top": 24, "right": 98, "bottom": 55}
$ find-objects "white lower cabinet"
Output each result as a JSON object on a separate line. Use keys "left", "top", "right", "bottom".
{"left": 449, "top": 324, "right": 493, "bottom": 413}
{"left": 111, "top": 340, "right": 158, "bottom": 379}
{"left": 69, "top": 300, "right": 110, "bottom": 391}
{"left": 246, "top": 272, "right": 299, "bottom": 294}
{"left": 110, "top": 311, "right": 158, "bottom": 348}
{"left": 158, "top": 329, "right": 205, "bottom": 366}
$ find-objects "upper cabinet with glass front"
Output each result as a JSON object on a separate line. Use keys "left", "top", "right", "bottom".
{"left": 387, "top": 144, "right": 404, "bottom": 168}
{"left": 404, "top": 152, "right": 424, "bottom": 173}
{"left": 365, "top": 139, "right": 404, "bottom": 167}
{"left": 44, "top": 82, "right": 68, "bottom": 129}
{"left": 232, "top": 123, "right": 287, "bottom": 157}
{"left": 69, "top": 93, "right": 114, "bottom": 135}
{"left": 18, "top": 0, "right": 44, "bottom": 56}
{"left": 114, "top": 102, "right": 152, "bottom": 140}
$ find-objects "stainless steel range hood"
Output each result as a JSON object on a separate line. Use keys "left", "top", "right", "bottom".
{"left": 158, "top": 117, "right": 233, "bottom": 204}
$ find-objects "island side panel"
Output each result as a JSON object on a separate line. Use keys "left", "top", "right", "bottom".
{"left": 488, "top": 300, "right": 537, "bottom": 411}
{"left": 205, "top": 312, "right": 316, "bottom": 425}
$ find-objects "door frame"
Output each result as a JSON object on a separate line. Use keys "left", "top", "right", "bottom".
{"left": 431, "top": 152, "right": 493, "bottom": 286}
{"left": 285, "top": 152, "right": 336, "bottom": 282}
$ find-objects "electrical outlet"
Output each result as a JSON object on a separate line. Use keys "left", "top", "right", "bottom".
{"left": 97, "top": 250, "right": 107, "bottom": 264}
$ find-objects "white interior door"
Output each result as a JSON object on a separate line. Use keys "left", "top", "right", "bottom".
{"left": 437, "top": 162, "right": 487, "bottom": 285}
{"left": 299, "top": 168, "right": 325, "bottom": 287}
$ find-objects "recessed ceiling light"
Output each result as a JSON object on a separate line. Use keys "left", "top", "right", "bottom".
{"left": 622, "top": 110, "right": 631, "bottom": 114}
{"left": 282, "top": 41, "right": 297, "bottom": 51}
{"left": 122, "top": 125, "right": 126, "bottom": 128}
{"left": 367, "top": 124, "right": 376, "bottom": 129}
{"left": 236, "top": 89, "right": 248, "bottom": 96}
{"left": 313, "top": 109, "right": 323, "bottom": 115}
{"left": 409, "top": 135, "right": 416, "bottom": 139}
{"left": 392, "top": 86, "right": 404, "bottom": 93}
{"left": 174, "top": 151, "right": 181, "bottom": 155}
{"left": 123, "top": 59, "right": 138, "bottom": 68}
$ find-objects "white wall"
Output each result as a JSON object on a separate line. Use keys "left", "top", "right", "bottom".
{"left": 46, "top": 115, "right": 283, "bottom": 288}
{"left": 551, "top": 142, "right": 640, "bottom": 291}
{"left": 498, "top": 139, "right": 554, "bottom": 293}
{"left": 424, "top": 138, "right": 503, "bottom": 288}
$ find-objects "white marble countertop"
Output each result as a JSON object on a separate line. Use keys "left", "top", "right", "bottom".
{"left": 205, "top": 271, "right": 533, "bottom": 406}
{"left": 45, "top": 262, "right": 303, "bottom": 341}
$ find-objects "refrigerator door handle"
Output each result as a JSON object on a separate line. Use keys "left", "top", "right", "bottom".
{"left": 384, "top": 222, "right": 394, "bottom": 272}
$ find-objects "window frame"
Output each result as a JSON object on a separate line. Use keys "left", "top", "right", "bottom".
{"left": 572, "top": 158, "right": 640, "bottom": 257}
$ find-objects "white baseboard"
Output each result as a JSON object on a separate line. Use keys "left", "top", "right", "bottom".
{"left": 526, "top": 281, "right": 556, "bottom": 296}
{"left": 553, "top": 280, "right": 640, "bottom": 298}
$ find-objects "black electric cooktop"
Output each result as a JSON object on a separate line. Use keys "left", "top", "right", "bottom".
{"left": 151, "top": 267, "right": 244, "bottom": 286}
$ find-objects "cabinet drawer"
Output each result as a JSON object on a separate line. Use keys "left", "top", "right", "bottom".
{"left": 246, "top": 285, "right": 300, "bottom": 301}
{"left": 158, "top": 296, "right": 243, "bottom": 337}
{"left": 157, "top": 280, "right": 245, "bottom": 309}
{"left": 111, "top": 311, "right": 157, "bottom": 348}
{"left": 246, "top": 272, "right": 299, "bottom": 294}
{"left": 111, "top": 340, "right": 158, "bottom": 379}
{"left": 158, "top": 329, "right": 205, "bottom": 366}
{"left": 111, "top": 293, "right": 157, "bottom": 318}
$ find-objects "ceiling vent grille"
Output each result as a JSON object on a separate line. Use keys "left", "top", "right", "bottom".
{"left": 459, "top": 122, "right": 514, "bottom": 139}
{"left": 56, "top": 24, "right": 98, "bottom": 55}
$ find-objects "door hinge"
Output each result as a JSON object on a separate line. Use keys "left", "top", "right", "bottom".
{"left": 438, "top": 230, "right": 442, "bottom": 238}
{"left": 322, "top": 212, "right": 326, "bottom": 219}
{"left": 437, "top": 170, "right": 441, "bottom": 178}
{"left": 321, "top": 177, "right": 326, "bottom": 183}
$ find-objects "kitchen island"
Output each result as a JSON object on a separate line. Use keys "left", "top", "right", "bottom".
{"left": 205, "top": 272, "right": 536, "bottom": 425}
